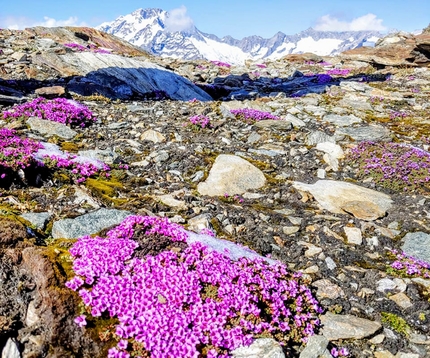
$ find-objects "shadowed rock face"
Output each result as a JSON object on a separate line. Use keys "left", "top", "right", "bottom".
{"left": 31, "top": 52, "right": 212, "bottom": 101}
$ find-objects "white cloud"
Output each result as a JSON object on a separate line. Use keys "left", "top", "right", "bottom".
{"left": 0, "top": 15, "right": 86, "bottom": 30}
{"left": 165, "top": 5, "right": 194, "bottom": 32}
{"left": 37, "top": 16, "right": 86, "bottom": 27}
{"left": 314, "top": 13, "right": 387, "bottom": 32}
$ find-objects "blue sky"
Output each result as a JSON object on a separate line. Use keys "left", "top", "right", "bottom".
{"left": 1, "top": 0, "right": 429, "bottom": 38}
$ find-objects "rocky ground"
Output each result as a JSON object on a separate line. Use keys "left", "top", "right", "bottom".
{"left": 0, "top": 26, "right": 430, "bottom": 358}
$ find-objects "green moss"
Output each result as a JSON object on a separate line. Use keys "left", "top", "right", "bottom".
{"left": 381, "top": 312, "right": 411, "bottom": 336}
{"left": 60, "top": 142, "right": 80, "bottom": 152}
{"left": 85, "top": 177, "right": 128, "bottom": 207}
{"left": 209, "top": 217, "right": 227, "bottom": 239}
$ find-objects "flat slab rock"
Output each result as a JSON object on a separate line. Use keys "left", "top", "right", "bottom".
{"left": 27, "top": 117, "right": 77, "bottom": 140}
{"left": 292, "top": 180, "right": 392, "bottom": 220}
{"left": 1, "top": 338, "right": 20, "bottom": 358}
{"left": 197, "top": 154, "right": 266, "bottom": 196}
{"left": 51, "top": 208, "right": 131, "bottom": 239}
{"left": 401, "top": 232, "right": 430, "bottom": 264}
{"left": 299, "top": 335, "right": 331, "bottom": 358}
{"left": 320, "top": 312, "right": 382, "bottom": 341}
{"left": 33, "top": 52, "right": 212, "bottom": 101}
{"left": 231, "top": 338, "right": 284, "bottom": 358}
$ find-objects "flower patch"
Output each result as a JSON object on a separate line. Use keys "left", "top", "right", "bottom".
{"left": 66, "top": 215, "right": 322, "bottom": 358}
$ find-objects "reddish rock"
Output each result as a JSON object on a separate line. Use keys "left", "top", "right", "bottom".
{"left": 341, "top": 32, "right": 430, "bottom": 67}
{"left": 35, "top": 86, "right": 66, "bottom": 98}
{"left": 0, "top": 218, "right": 28, "bottom": 246}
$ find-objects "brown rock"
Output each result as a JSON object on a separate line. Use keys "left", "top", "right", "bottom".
{"left": 321, "top": 312, "right": 382, "bottom": 340}
{"left": 21, "top": 247, "right": 107, "bottom": 357}
{"left": 0, "top": 218, "right": 28, "bottom": 246}
{"left": 341, "top": 32, "right": 430, "bottom": 67}
{"left": 35, "top": 86, "right": 66, "bottom": 98}
{"left": 312, "top": 279, "right": 344, "bottom": 299}
{"left": 341, "top": 200, "right": 385, "bottom": 221}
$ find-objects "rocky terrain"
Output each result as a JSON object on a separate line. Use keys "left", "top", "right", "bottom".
{"left": 0, "top": 25, "right": 430, "bottom": 358}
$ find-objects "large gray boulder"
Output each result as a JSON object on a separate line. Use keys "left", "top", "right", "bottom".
{"left": 197, "top": 154, "right": 266, "bottom": 196}
{"left": 33, "top": 52, "right": 212, "bottom": 101}
{"left": 51, "top": 208, "right": 131, "bottom": 239}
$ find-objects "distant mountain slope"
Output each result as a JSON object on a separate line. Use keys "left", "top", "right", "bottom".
{"left": 97, "top": 8, "right": 382, "bottom": 64}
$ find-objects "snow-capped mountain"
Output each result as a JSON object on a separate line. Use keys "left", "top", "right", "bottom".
{"left": 97, "top": 8, "right": 382, "bottom": 64}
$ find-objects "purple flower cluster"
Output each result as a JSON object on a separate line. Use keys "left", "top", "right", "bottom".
{"left": 325, "top": 69, "right": 350, "bottom": 76}
{"left": 255, "top": 64, "right": 267, "bottom": 69}
{"left": 42, "top": 154, "right": 110, "bottom": 183}
{"left": 389, "top": 110, "right": 408, "bottom": 120}
{"left": 230, "top": 108, "right": 280, "bottom": 122}
{"left": 64, "top": 43, "right": 88, "bottom": 51}
{"left": 0, "top": 128, "right": 43, "bottom": 174}
{"left": 0, "top": 129, "right": 109, "bottom": 184}
{"left": 64, "top": 43, "right": 111, "bottom": 54}
{"left": 66, "top": 215, "right": 322, "bottom": 358}
{"left": 389, "top": 250, "right": 430, "bottom": 278}
{"left": 331, "top": 347, "right": 350, "bottom": 357}
{"left": 369, "top": 96, "right": 384, "bottom": 103}
{"left": 223, "top": 193, "right": 244, "bottom": 204}
{"left": 211, "top": 61, "right": 231, "bottom": 68}
{"left": 2, "top": 98, "right": 97, "bottom": 127}
{"left": 349, "top": 141, "right": 430, "bottom": 192}
{"left": 189, "top": 115, "right": 212, "bottom": 129}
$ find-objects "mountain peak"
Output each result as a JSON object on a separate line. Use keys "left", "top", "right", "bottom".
{"left": 97, "top": 7, "right": 383, "bottom": 64}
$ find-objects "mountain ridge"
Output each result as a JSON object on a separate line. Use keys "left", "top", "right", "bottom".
{"left": 97, "top": 8, "right": 382, "bottom": 64}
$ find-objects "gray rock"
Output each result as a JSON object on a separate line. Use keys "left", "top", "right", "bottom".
{"left": 325, "top": 257, "right": 337, "bottom": 270}
{"left": 187, "top": 231, "right": 276, "bottom": 265}
{"left": 344, "top": 226, "right": 363, "bottom": 245}
{"left": 1, "top": 338, "right": 20, "bottom": 358}
{"left": 219, "top": 104, "right": 236, "bottom": 119}
{"left": 20, "top": 212, "right": 52, "bottom": 230}
{"left": 376, "top": 278, "right": 407, "bottom": 293}
{"left": 25, "top": 301, "right": 40, "bottom": 327}
{"left": 323, "top": 113, "right": 362, "bottom": 126}
{"left": 313, "top": 279, "right": 344, "bottom": 299}
{"left": 336, "top": 125, "right": 392, "bottom": 142}
{"left": 293, "top": 180, "right": 392, "bottom": 220}
{"left": 299, "top": 335, "right": 330, "bottom": 358}
{"left": 187, "top": 214, "right": 211, "bottom": 233}
{"left": 197, "top": 154, "right": 266, "bottom": 196}
{"left": 253, "top": 120, "right": 292, "bottom": 130}
{"left": 231, "top": 338, "right": 284, "bottom": 358}
{"left": 285, "top": 113, "right": 306, "bottom": 128}
{"left": 10, "top": 52, "right": 27, "bottom": 62}
{"left": 51, "top": 208, "right": 131, "bottom": 239}
{"left": 305, "top": 131, "right": 336, "bottom": 146}
{"left": 78, "top": 149, "right": 118, "bottom": 165}
{"left": 27, "top": 117, "right": 77, "bottom": 140}
{"left": 247, "top": 132, "right": 262, "bottom": 144}
{"left": 339, "top": 81, "right": 372, "bottom": 92}
{"left": 33, "top": 52, "right": 212, "bottom": 101}
{"left": 338, "top": 98, "right": 373, "bottom": 111}
{"left": 140, "top": 129, "right": 166, "bottom": 143}
{"left": 321, "top": 312, "right": 382, "bottom": 340}
{"left": 401, "top": 232, "right": 430, "bottom": 264}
